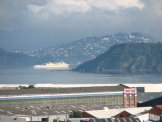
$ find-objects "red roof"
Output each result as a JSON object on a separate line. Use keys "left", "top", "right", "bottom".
{"left": 148, "top": 105, "right": 162, "bottom": 115}
{"left": 156, "top": 105, "right": 162, "bottom": 109}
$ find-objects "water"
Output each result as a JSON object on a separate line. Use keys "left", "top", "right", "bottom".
{"left": 0, "top": 67, "right": 162, "bottom": 84}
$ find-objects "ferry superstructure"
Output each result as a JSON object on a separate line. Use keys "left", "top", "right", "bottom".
{"left": 33, "top": 62, "right": 70, "bottom": 70}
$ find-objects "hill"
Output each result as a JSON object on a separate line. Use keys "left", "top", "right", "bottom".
{"left": 0, "top": 48, "right": 37, "bottom": 67}
{"left": 0, "top": 32, "right": 156, "bottom": 67}
{"left": 74, "top": 43, "right": 162, "bottom": 74}
{"left": 17, "top": 32, "right": 155, "bottom": 65}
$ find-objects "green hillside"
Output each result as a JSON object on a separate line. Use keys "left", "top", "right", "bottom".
{"left": 74, "top": 43, "right": 162, "bottom": 74}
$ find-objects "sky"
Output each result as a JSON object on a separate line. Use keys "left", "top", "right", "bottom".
{"left": 0, "top": 0, "right": 162, "bottom": 50}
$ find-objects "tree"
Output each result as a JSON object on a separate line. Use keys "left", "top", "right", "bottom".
{"left": 69, "top": 111, "right": 82, "bottom": 118}
{"left": 28, "top": 85, "right": 35, "bottom": 89}
{"left": 18, "top": 85, "right": 35, "bottom": 89}
{"left": 18, "top": 85, "right": 27, "bottom": 89}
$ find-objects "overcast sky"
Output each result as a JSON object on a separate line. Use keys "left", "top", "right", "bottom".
{"left": 0, "top": 0, "right": 162, "bottom": 50}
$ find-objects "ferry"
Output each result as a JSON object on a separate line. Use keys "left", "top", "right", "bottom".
{"left": 33, "top": 62, "right": 70, "bottom": 70}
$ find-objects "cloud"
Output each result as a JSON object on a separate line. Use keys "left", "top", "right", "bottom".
{"left": 27, "top": 0, "right": 144, "bottom": 19}
{"left": 1, "top": 0, "right": 162, "bottom": 50}
{"left": 88, "top": 0, "right": 144, "bottom": 11}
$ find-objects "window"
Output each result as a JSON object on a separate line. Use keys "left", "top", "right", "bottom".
{"left": 131, "top": 95, "right": 135, "bottom": 106}
{"left": 42, "top": 118, "right": 48, "bottom": 122}
{"left": 126, "top": 95, "right": 130, "bottom": 105}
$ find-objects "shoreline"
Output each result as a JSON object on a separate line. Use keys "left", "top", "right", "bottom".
{"left": 0, "top": 83, "right": 162, "bottom": 92}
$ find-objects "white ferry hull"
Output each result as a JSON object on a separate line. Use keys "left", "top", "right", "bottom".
{"left": 33, "top": 62, "right": 70, "bottom": 70}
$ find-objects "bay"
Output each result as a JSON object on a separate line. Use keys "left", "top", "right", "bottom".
{"left": 0, "top": 67, "right": 162, "bottom": 84}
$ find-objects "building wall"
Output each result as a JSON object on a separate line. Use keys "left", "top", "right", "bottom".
{"left": 0, "top": 116, "right": 26, "bottom": 122}
{"left": 31, "top": 114, "right": 68, "bottom": 122}
{"left": 0, "top": 94, "right": 123, "bottom": 107}
{"left": 0, "top": 88, "right": 137, "bottom": 107}
{"left": 149, "top": 113, "right": 160, "bottom": 121}
{"left": 123, "top": 88, "right": 137, "bottom": 107}
{"left": 69, "top": 118, "right": 90, "bottom": 122}
{"left": 135, "top": 113, "right": 149, "bottom": 122}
